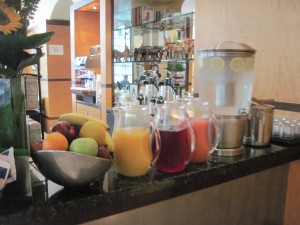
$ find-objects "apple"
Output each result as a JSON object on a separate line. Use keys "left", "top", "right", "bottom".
{"left": 30, "top": 140, "right": 43, "bottom": 153}
{"left": 69, "top": 138, "right": 98, "bottom": 157}
{"left": 52, "top": 121, "right": 78, "bottom": 143}
{"left": 98, "top": 146, "right": 113, "bottom": 160}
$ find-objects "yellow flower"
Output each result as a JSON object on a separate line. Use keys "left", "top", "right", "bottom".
{"left": 0, "top": 2, "right": 22, "bottom": 35}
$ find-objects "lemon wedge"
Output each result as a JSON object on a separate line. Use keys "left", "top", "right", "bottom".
{"left": 230, "top": 57, "right": 245, "bottom": 72}
{"left": 209, "top": 57, "right": 225, "bottom": 71}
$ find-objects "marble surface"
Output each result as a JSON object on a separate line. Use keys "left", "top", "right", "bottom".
{"left": 1, "top": 143, "right": 300, "bottom": 225}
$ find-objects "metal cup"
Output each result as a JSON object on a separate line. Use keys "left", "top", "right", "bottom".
{"left": 243, "top": 104, "right": 274, "bottom": 147}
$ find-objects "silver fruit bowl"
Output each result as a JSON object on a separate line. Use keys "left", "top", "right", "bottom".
{"left": 32, "top": 150, "right": 113, "bottom": 187}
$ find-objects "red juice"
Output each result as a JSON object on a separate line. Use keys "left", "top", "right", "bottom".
{"left": 154, "top": 125, "right": 191, "bottom": 173}
{"left": 190, "top": 119, "right": 210, "bottom": 163}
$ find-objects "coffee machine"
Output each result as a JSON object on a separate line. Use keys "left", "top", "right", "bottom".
{"left": 198, "top": 41, "right": 256, "bottom": 156}
{"left": 143, "top": 76, "right": 159, "bottom": 105}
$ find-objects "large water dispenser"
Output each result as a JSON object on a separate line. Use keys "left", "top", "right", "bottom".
{"left": 198, "top": 41, "right": 256, "bottom": 156}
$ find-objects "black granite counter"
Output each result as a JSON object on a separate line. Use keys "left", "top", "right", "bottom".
{"left": 1, "top": 143, "right": 300, "bottom": 225}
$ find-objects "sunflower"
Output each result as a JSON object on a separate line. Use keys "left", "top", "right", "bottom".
{"left": 0, "top": 2, "right": 22, "bottom": 35}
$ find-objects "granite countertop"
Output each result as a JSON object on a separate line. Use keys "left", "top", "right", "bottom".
{"left": 70, "top": 87, "right": 96, "bottom": 96}
{"left": 1, "top": 143, "right": 300, "bottom": 225}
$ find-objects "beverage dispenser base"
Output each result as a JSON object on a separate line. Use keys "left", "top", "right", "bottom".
{"left": 212, "top": 114, "right": 247, "bottom": 157}
{"left": 211, "top": 146, "right": 244, "bottom": 156}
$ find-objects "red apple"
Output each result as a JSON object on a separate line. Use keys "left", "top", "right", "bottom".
{"left": 97, "top": 146, "right": 113, "bottom": 160}
{"left": 30, "top": 140, "right": 43, "bottom": 153}
{"left": 52, "top": 121, "right": 79, "bottom": 143}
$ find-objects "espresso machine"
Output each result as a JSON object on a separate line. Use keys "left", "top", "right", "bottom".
{"left": 198, "top": 41, "right": 256, "bottom": 156}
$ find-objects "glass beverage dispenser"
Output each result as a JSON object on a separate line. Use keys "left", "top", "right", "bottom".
{"left": 198, "top": 41, "right": 256, "bottom": 156}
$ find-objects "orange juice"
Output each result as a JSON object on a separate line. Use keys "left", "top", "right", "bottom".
{"left": 190, "top": 119, "right": 210, "bottom": 163}
{"left": 112, "top": 127, "right": 152, "bottom": 177}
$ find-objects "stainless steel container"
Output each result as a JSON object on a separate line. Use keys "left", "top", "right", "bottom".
{"left": 211, "top": 114, "right": 247, "bottom": 156}
{"left": 243, "top": 104, "right": 274, "bottom": 147}
{"left": 160, "top": 77, "right": 176, "bottom": 101}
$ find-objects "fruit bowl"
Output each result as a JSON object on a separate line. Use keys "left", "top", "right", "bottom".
{"left": 31, "top": 150, "right": 113, "bottom": 187}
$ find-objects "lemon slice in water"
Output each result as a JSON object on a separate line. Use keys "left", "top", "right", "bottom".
{"left": 209, "top": 57, "right": 225, "bottom": 71}
{"left": 230, "top": 57, "right": 245, "bottom": 72}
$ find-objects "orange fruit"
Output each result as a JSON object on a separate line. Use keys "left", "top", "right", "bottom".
{"left": 42, "top": 132, "right": 69, "bottom": 150}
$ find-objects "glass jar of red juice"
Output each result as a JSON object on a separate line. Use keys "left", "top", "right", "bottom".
{"left": 151, "top": 101, "right": 195, "bottom": 173}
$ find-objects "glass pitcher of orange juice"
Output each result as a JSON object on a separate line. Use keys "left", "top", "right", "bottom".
{"left": 112, "top": 105, "right": 155, "bottom": 177}
{"left": 186, "top": 98, "right": 220, "bottom": 163}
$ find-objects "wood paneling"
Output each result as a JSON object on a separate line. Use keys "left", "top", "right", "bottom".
{"left": 44, "top": 23, "right": 72, "bottom": 122}
{"left": 194, "top": 0, "right": 300, "bottom": 119}
{"left": 284, "top": 160, "right": 300, "bottom": 225}
{"left": 74, "top": 10, "right": 100, "bottom": 56}
{"left": 27, "top": 21, "right": 72, "bottom": 132}
{"left": 76, "top": 103, "right": 101, "bottom": 119}
{"left": 100, "top": 0, "right": 113, "bottom": 120}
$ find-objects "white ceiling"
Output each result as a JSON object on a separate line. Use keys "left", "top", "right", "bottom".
{"left": 30, "top": 0, "right": 73, "bottom": 28}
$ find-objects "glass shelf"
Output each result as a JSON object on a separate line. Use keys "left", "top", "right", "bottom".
{"left": 113, "top": 58, "right": 194, "bottom": 64}
{"left": 114, "top": 12, "right": 194, "bottom": 33}
{"left": 112, "top": 1, "right": 194, "bottom": 102}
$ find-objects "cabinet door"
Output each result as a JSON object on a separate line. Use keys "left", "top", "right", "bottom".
{"left": 76, "top": 103, "right": 101, "bottom": 119}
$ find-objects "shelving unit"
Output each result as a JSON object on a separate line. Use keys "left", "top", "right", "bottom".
{"left": 22, "top": 50, "right": 45, "bottom": 140}
{"left": 112, "top": 1, "right": 194, "bottom": 101}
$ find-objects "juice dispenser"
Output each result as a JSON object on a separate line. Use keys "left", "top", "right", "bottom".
{"left": 198, "top": 41, "right": 256, "bottom": 156}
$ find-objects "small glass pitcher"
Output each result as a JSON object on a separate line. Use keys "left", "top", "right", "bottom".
{"left": 112, "top": 105, "right": 156, "bottom": 177}
{"left": 186, "top": 98, "right": 220, "bottom": 163}
{"left": 152, "top": 101, "right": 195, "bottom": 173}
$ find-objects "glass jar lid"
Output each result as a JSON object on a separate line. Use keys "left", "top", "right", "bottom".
{"left": 198, "top": 41, "right": 256, "bottom": 54}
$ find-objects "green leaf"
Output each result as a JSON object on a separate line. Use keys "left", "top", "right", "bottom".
{"left": 21, "top": 31, "right": 55, "bottom": 49}
{"left": 0, "top": 31, "right": 55, "bottom": 53}
{"left": 0, "top": 31, "right": 54, "bottom": 77}
{"left": 17, "top": 48, "right": 43, "bottom": 72}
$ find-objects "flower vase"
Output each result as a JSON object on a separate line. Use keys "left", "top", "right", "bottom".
{"left": 0, "top": 77, "right": 27, "bottom": 151}
{"left": 0, "top": 78, "right": 13, "bottom": 148}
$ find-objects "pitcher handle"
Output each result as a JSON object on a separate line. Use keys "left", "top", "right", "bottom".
{"left": 186, "top": 118, "right": 196, "bottom": 163}
{"left": 150, "top": 121, "right": 161, "bottom": 165}
{"left": 209, "top": 112, "right": 220, "bottom": 154}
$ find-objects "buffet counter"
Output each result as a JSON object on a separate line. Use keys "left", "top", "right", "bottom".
{"left": 1, "top": 143, "right": 300, "bottom": 225}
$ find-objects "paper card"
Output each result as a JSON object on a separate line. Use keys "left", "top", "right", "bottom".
{"left": 0, "top": 160, "right": 10, "bottom": 191}
{"left": 0, "top": 147, "right": 16, "bottom": 184}
{"left": 49, "top": 45, "right": 64, "bottom": 55}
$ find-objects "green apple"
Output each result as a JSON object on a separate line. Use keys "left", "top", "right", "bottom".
{"left": 69, "top": 138, "right": 98, "bottom": 157}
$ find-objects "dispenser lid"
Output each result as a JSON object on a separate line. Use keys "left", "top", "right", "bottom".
{"left": 199, "top": 41, "right": 256, "bottom": 53}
